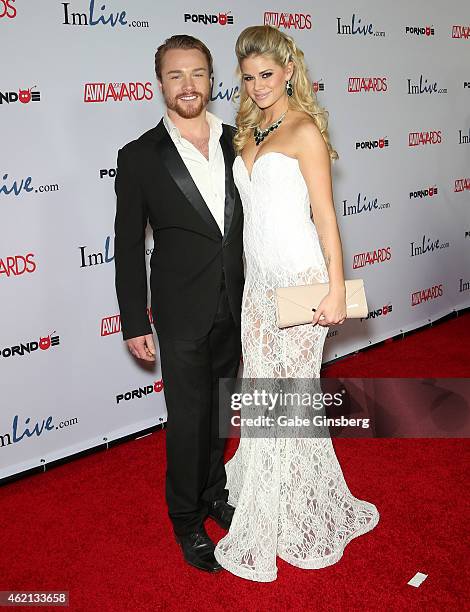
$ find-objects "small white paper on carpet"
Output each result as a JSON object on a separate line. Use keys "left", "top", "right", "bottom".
{"left": 407, "top": 572, "right": 428, "bottom": 587}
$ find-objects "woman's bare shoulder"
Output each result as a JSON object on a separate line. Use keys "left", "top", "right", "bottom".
{"left": 287, "top": 112, "right": 321, "bottom": 137}
{"left": 288, "top": 113, "right": 328, "bottom": 159}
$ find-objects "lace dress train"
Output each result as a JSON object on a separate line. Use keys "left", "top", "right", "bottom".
{"left": 214, "top": 153, "right": 379, "bottom": 581}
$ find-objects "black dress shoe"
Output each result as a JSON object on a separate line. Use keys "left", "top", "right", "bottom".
{"left": 176, "top": 526, "right": 222, "bottom": 572}
{"left": 208, "top": 500, "right": 235, "bottom": 530}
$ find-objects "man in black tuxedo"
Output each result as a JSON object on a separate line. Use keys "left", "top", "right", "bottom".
{"left": 114, "top": 35, "right": 243, "bottom": 572}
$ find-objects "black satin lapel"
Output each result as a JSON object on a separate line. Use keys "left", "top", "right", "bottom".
{"left": 220, "top": 127, "right": 236, "bottom": 244}
{"left": 157, "top": 129, "right": 222, "bottom": 240}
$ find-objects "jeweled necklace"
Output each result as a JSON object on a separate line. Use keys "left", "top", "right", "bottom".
{"left": 254, "top": 110, "right": 287, "bottom": 146}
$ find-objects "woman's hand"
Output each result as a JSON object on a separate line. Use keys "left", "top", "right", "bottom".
{"left": 312, "top": 289, "right": 347, "bottom": 327}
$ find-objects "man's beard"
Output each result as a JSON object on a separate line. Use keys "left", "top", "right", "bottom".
{"left": 164, "top": 90, "right": 209, "bottom": 119}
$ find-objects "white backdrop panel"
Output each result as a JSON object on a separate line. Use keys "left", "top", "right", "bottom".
{"left": 1, "top": 1, "right": 469, "bottom": 478}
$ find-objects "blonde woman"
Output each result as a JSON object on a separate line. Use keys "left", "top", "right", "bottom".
{"left": 214, "top": 25, "right": 379, "bottom": 582}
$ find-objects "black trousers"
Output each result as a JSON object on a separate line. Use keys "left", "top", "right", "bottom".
{"left": 157, "top": 278, "right": 241, "bottom": 536}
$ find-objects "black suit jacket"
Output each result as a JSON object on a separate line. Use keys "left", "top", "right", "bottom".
{"left": 114, "top": 119, "right": 244, "bottom": 341}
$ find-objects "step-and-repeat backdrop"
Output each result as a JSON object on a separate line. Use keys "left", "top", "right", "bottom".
{"left": 1, "top": 1, "right": 469, "bottom": 479}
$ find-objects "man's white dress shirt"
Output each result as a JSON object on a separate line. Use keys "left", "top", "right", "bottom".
{"left": 163, "top": 111, "right": 226, "bottom": 235}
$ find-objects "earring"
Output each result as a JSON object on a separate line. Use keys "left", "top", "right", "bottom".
{"left": 286, "top": 79, "right": 293, "bottom": 97}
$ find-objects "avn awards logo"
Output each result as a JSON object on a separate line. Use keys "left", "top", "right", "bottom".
{"left": 0, "top": 252, "right": 36, "bottom": 277}
{"left": 452, "top": 25, "right": 470, "bottom": 39}
{"left": 101, "top": 308, "right": 152, "bottom": 336}
{"left": 411, "top": 284, "right": 443, "bottom": 306}
{"left": 405, "top": 25, "right": 435, "bottom": 36}
{"left": 454, "top": 177, "right": 470, "bottom": 193}
{"left": 408, "top": 130, "right": 441, "bottom": 147}
{"left": 0, "top": 0, "right": 16, "bottom": 19}
{"left": 348, "top": 77, "right": 387, "bottom": 93}
{"left": 353, "top": 247, "right": 391, "bottom": 269}
{"left": 116, "top": 379, "right": 164, "bottom": 404}
{"left": 62, "top": 0, "right": 149, "bottom": 28}
{"left": 409, "top": 185, "right": 438, "bottom": 200}
{"left": 101, "top": 313, "right": 121, "bottom": 336}
{"left": 355, "top": 136, "right": 389, "bottom": 151}
{"left": 337, "top": 14, "right": 385, "bottom": 37}
{"left": 264, "top": 11, "right": 311, "bottom": 30}
{"left": 342, "top": 193, "right": 391, "bottom": 217}
{"left": 184, "top": 12, "right": 233, "bottom": 26}
{"left": 0, "top": 86, "right": 40, "bottom": 106}
{"left": 1, "top": 172, "right": 59, "bottom": 197}
{"left": 410, "top": 234, "right": 449, "bottom": 257}
{"left": 407, "top": 75, "right": 447, "bottom": 94}
{"left": 84, "top": 82, "right": 153, "bottom": 103}
{"left": 361, "top": 303, "right": 393, "bottom": 321}
{"left": 0, "top": 331, "right": 60, "bottom": 359}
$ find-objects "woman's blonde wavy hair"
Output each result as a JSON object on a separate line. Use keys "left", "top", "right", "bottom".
{"left": 234, "top": 25, "right": 338, "bottom": 160}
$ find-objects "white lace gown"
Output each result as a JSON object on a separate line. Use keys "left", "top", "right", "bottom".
{"left": 214, "top": 153, "right": 380, "bottom": 582}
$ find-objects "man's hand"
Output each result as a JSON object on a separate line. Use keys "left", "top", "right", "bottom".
{"left": 126, "top": 334, "right": 156, "bottom": 361}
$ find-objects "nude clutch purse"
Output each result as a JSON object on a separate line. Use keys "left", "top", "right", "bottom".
{"left": 275, "top": 279, "right": 368, "bottom": 328}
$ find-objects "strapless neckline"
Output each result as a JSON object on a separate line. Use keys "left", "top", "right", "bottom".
{"left": 235, "top": 152, "right": 299, "bottom": 182}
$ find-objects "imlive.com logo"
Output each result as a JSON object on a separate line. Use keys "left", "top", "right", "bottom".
{"left": 337, "top": 14, "right": 385, "bottom": 37}
{"left": 407, "top": 75, "right": 447, "bottom": 95}
{"left": 410, "top": 234, "right": 450, "bottom": 257}
{"left": 1, "top": 172, "right": 59, "bottom": 197}
{"left": 341, "top": 193, "right": 391, "bottom": 217}
{"left": 211, "top": 81, "right": 240, "bottom": 103}
{"left": 62, "top": 0, "right": 149, "bottom": 28}
{"left": 0, "top": 414, "right": 78, "bottom": 450}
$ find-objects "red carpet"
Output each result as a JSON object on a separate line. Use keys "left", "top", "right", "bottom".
{"left": 323, "top": 312, "right": 470, "bottom": 377}
{"left": 0, "top": 313, "right": 469, "bottom": 611}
